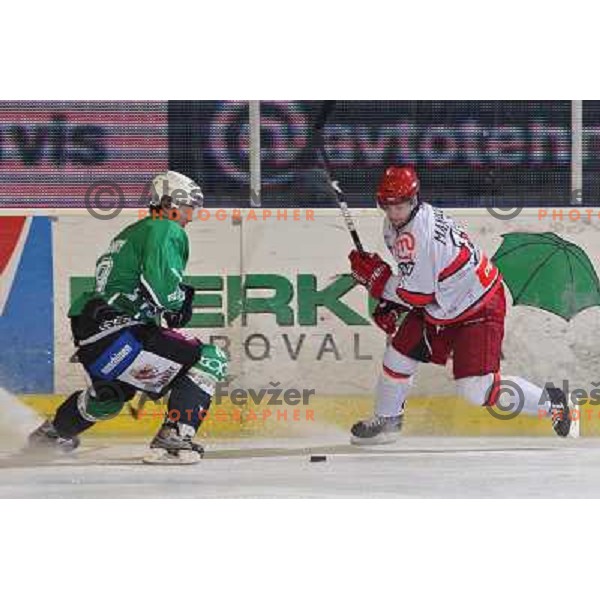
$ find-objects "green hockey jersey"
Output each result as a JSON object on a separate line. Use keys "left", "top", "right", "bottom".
{"left": 69, "top": 216, "right": 189, "bottom": 323}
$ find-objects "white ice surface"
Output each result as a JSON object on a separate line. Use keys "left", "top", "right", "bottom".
{"left": 0, "top": 435, "right": 597, "bottom": 498}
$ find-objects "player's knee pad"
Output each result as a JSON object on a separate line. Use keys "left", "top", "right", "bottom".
{"left": 455, "top": 373, "right": 498, "bottom": 407}
{"left": 381, "top": 344, "right": 418, "bottom": 384}
{"left": 77, "top": 382, "right": 134, "bottom": 422}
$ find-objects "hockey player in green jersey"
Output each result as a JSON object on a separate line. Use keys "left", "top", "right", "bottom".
{"left": 28, "top": 171, "right": 228, "bottom": 464}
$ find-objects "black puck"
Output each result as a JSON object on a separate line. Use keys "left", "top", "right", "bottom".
{"left": 310, "top": 455, "right": 327, "bottom": 463}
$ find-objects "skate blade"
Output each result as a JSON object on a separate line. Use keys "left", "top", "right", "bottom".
{"left": 568, "top": 395, "right": 580, "bottom": 439}
{"left": 142, "top": 448, "right": 202, "bottom": 465}
{"left": 350, "top": 432, "right": 401, "bottom": 446}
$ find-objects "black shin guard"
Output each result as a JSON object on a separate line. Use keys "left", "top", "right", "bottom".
{"left": 52, "top": 391, "right": 96, "bottom": 438}
{"left": 167, "top": 375, "right": 212, "bottom": 432}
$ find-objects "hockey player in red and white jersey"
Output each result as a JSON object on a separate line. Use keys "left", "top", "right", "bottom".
{"left": 349, "top": 166, "right": 577, "bottom": 444}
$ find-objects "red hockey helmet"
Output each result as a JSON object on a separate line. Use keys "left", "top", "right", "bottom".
{"left": 376, "top": 166, "right": 420, "bottom": 208}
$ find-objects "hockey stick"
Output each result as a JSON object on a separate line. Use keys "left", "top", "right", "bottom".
{"left": 313, "top": 101, "right": 365, "bottom": 255}
{"left": 313, "top": 103, "right": 409, "bottom": 328}
{"left": 128, "top": 391, "right": 153, "bottom": 420}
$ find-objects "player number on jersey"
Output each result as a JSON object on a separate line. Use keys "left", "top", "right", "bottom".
{"left": 95, "top": 256, "right": 114, "bottom": 293}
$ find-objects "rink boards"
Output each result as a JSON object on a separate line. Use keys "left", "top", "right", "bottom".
{"left": 16, "top": 392, "right": 560, "bottom": 437}
{"left": 2, "top": 208, "right": 600, "bottom": 436}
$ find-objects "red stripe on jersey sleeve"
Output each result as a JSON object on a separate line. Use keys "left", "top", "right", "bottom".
{"left": 396, "top": 287, "right": 435, "bottom": 306}
{"left": 438, "top": 244, "right": 471, "bottom": 282}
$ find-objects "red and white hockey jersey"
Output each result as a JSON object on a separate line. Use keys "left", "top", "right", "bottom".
{"left": 381, "top": 203, "right": 502, "bottom": 324}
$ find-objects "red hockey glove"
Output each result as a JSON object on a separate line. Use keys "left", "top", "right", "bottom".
{"left": 348, "top": 250, "right": 392, "bottom": 298}
{"left": 372, "top": 300, "right": 408, "bottom": 335}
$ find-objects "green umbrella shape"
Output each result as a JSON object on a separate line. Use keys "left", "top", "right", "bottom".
{"left": 492, "top": 232, "right": 600, "bottom": 321}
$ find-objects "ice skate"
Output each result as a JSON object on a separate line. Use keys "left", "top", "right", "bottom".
{"left": 546, "top": 387, "right": 579, "bottom": 438}
{"left": 26, "top": 419, "right": 80, "bottom": 453}
{"left": 143, "top": 421, "right": 204, "bottom": 465}
{"left": 350, "top": 414, "right": 404, "bottom": 446}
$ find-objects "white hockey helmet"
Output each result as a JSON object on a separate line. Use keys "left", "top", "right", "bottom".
{"left": 150, "top": 170, "right": 204, "bottom": 209}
